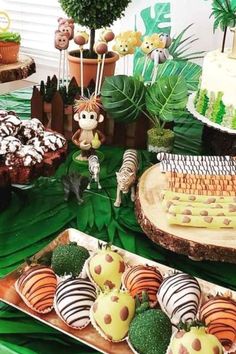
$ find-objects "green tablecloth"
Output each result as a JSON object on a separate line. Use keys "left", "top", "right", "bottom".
{"left": 0, "top": 88, "right": 236, "bottom": 354}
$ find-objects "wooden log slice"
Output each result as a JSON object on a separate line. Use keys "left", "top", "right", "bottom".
{"left": 135, "top": 164, "right": 236, "bottom": 263}
{"left": 0, "top": 54, "right": 36, "bottom": 83}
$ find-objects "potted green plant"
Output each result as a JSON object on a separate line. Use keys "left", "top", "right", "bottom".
{"left": 0, "top": 31, "right": 21, "bottom": 64}
{"left": 58, "top": 0, "right": 131, "bottom": 86}
{"left": 101, "top": 74, "right": 188, "bottom": 153}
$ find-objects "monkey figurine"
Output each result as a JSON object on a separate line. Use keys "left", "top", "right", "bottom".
{"left": 72, "top": 96, "right": 105, "bottom": 160}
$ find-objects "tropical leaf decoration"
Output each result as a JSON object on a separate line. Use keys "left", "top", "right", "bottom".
{"left": 156, "top": 60, "right": 202, "bottom": 92}
{"left": 145, "top": 76, "right": 188, "bottom": 122}
{"left": 211, "top": 0, "right": 236, "bottom": 52}
{"left": 100, "top": 75, "right": 146, "bottom": 123}
{"left": 168, "top": 24, "right": 205, "bottom": 61}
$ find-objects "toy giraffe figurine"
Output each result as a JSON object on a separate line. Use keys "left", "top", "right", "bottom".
{"left": 229, "top": 27, "right": 236, "bottom": 59}
{"left": 72, "top": 96, "right": 105, "bottom": 160}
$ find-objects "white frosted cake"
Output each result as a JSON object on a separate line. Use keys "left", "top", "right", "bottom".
{"left": 194, "top": 49, "right": 236, "bottom": 129}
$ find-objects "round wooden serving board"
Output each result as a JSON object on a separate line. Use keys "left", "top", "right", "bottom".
{"left": 0, "top": 54, "right": 36, "bottom": 83}
{"left": 135, "top": 164, "right": 236, "bottom": 263}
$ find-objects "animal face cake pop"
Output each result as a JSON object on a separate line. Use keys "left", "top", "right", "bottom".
{"left": 123, "top": 264, "right": 163, "bottom": 305}
{"left": 54, "top": 277, "right": 96, "bottom": 329}
{"left": 58, "top": 17, "right": 74, "bottom": 40}
{"left": 199, "top": 295, "right": 236, "bottom": 351}
{"left": 54, "top": 30, "right": 69, "bottom": 50}
{"left": 141, "top": 33, "right": 164, "bottom": 54}
{"left": 160, "top": 33, "right": 172, "bottom": 48}
{"left": 15, "top": 265, "right": 57, "bottom": 314}
{"left": 157, "top": 272, "right": 201, "bottom": 326}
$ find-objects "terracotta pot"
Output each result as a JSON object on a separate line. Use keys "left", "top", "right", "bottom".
{"left": 0, "top": 42, "right": 20, "bottom": 64}
{"left": 68, "top": 50, "right": 119, "bottom": 87}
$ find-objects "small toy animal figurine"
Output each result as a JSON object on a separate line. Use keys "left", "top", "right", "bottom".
{"left": 87, "top": 155, "right": 101, "bottom": 190}
{"left": 62, "top": 172, "right": 89, "bottom": 204}
{"left": 72, "top": 96, "right": 106, "bottom": 160}
{"left": 114, "top": 149, "right": 138, "bottom": 208}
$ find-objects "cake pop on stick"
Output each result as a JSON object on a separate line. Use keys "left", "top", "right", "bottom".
{"left": 150, "top": 47, "right": 169, "bottom": 85}
{"left": 100, "top": 28, "right": 115, "bottom": 43}
{"left": 94, "top": 41, "right": 108, "bottom": 97}
{"left": 58, "top": 18, "right": 74, "bottom": 89}
{"left": 113, "top": 31, "right": 142, "bottom": 75}
{"left": 74, "top": 31, "right": 89, "bottom": 97}
{"left": 97, "top": 42, "right": 108, "bottom": 95}
{"left": 54, "top": 30, "right": 70, "bottom": 89}
{"left": 140, "top": 33, "right": 164, "bottom": 78}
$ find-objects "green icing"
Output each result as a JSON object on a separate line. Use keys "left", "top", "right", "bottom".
{"left": 129, "top": 309, "right": 172, "bottom": 354}
{"left": 0, "top": 32, "right": 21, "bottom": 43}
{"left": 195, "top": 89, "right": 235, "bottom": 129}
{"left": 51, "top": 242, "right": 89, "bottom": 277}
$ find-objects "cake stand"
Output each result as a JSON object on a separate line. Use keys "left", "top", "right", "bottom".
{"left": 135, "top": 164, "right": 236, "bottom": 264}
{"left": 187, "top": 93, "right": 236, "bottom": 155}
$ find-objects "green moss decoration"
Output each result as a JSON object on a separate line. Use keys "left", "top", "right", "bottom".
{"left": 147, "top": 128, "right": 175, "bottom": 148}
{"left": 129, "top": 309, "right": 172, "bottom": 354}
{"left": 51, "top": 242, "right": 90, "bottom": 277}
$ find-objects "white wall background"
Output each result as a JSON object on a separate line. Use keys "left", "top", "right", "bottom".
{"left": 2, "top": 0, "right": 234, "bottom": 81}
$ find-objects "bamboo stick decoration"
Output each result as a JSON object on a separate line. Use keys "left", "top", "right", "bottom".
{"left": 74, "top": 31, "right": 89, "bottom": 97}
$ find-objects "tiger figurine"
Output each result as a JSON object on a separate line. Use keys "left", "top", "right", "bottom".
{"left": 114, "top": 149, "right": 138, "bottom": 207}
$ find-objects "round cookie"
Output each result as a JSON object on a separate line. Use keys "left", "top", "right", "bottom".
{"left": 167, "top": 326, "right": 223, "bottom": 354}
{"left": 5, "top": 144, "right": 44, "bottom": 167}
{"left": 0, "top": 114, "right": 21, "bottom": 137}
{"left": 54, "top": 277, "right": 96, "bottom": 329}
{"left": 123, "top": 264, "right": 163, "bottom": 304}
{"left": 87, "top": 244, "right": 125, "bottom": 291}
{"left": 91, "top": 289, "right": 135, "bottom": 342}
{"left": 157, "top": 272, "right": 201, "bottom": 326}
{"left": 42, "top": 131, "right": 66, "bottom": 152}
{"left": 18, "top": 118, "right": 44, "bottom": 141}
{"left": 199, "top": 296, "right": 236, "bottom": 351}
{"left": 0, "top": 136, "right": 22, "bottom": 154}
{"left": 15, "top": 265, "right": 57, "bottom": 314}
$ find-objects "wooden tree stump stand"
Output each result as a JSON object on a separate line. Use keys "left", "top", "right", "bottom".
{"left": 135, "top": 164, "right": 236, "bottom": 263}
{"left": 0, "top": 54, "right": 36, "bottom": 83}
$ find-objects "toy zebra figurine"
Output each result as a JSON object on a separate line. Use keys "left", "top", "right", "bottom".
{"left": 87, "top": 155, "right": 101, "bottom": 190}
{"left": 114, "top": 149, "right": 138, "bottom": 207}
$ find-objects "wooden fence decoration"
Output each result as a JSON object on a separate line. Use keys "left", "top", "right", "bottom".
{"left": 31, "top": 76, "right": 150, "bottom": 149}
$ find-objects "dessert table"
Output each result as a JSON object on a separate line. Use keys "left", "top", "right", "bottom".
{"left": 0, "top": 88, "right": 236, "bottom": 354}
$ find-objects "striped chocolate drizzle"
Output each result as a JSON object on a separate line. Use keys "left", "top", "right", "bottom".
{"left": 157, "top": 272, "right": 201, "bottom": 326}
{"left": 123, "top": 265, "right": 163, "bottom": 303}
{"left": 55, "top": 278, "right": 96, "bottom": 328}
{"left": 17, "top": 265, "right": 57, "bottom": 313}
{"left": 200, "top": 297, "right": 236, "bottom": 350}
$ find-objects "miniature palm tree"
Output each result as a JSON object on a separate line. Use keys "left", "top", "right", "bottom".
{"left": 211, "top": 0, "right": 236, "bottom": 52}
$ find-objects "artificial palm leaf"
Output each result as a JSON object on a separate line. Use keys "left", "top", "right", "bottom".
{"left": 101, "top": 75, "right": 146, "bottom": 123}
{"left": 156, "top": 60, "right": 202, "bottom": 92}
{"left": 146, "top": 76, "right": 188, "bottom": 122}
{"left": 211, "top": 0, "right": 236, "bottom": 30}
{"left": 169, "top": 24, "right": 205, "bottom": 61}
{"left": 211, "top": 0, "right": 236, "bottom": 51}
